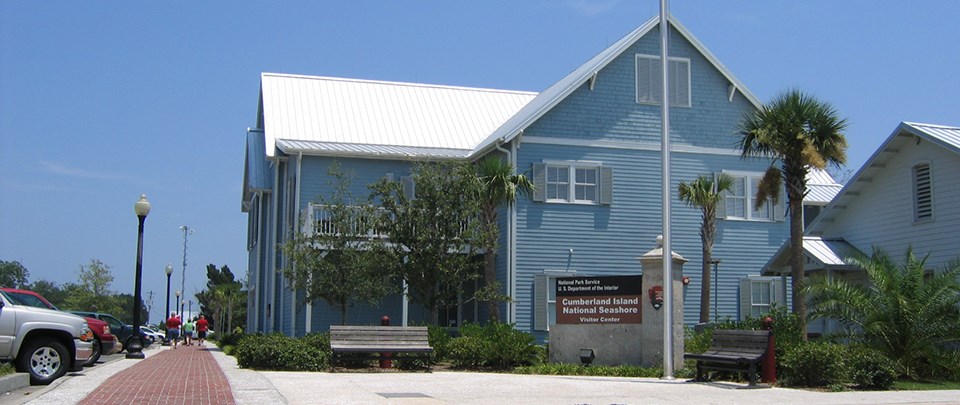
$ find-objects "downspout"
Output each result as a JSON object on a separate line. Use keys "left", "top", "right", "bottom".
{"left": 494, "top": 137, "right": 517, "bottom": 325}
{"left": 270, "top": 158, "right": 281, "bottom": 332}
{"left": 295, "top": 152, "right": 304, "bottom": 336}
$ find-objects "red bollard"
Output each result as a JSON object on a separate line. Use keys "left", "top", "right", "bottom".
{"left": 380, "top": 315, "right": 393, "bottom": 369}
{"left": 761, "top": 316, "right": 776, "bottom": 384}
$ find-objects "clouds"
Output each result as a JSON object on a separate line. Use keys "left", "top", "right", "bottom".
{"left": 40, "top": 160, "right": 134, "bottom": 181}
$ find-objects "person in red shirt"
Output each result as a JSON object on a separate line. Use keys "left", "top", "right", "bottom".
{"left": 195, "top": 314, "right": 210, "bottom": 347}
{"left": 166, "top": 312, "right": 182, "bottom": 349}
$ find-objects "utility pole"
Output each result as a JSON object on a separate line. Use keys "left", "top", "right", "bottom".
{"left": 179, "top": 225, "right": 193, "bottom": 321}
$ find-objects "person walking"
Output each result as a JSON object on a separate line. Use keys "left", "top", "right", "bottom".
{"left": 166, "top": 312, "right": 182, "bottom": 349}
{"left": 183, "top": 317, "right": 195, "bottom": 346}
{"left": 196, "top": 314, "right": 209, "bottom": 347}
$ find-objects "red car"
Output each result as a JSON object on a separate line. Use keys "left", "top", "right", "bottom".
{"left": 1, "top": 288, "right": 120, "bottom": 366}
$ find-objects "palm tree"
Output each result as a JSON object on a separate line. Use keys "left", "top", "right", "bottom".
{"left": 804, "top": 248, "right": 960, "bottom": 377}
{"left": 678, "top": 173, "right": 734, "bottom": 324}
{"left": 475, "top": 155, "right": 533, "bottom": 322}
{"left": 738, "top": 89, "right": 848, "bottom": 339}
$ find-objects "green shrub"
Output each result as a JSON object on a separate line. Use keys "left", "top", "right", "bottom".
{"left": 300, "top": 332, "right": 331, "bottom": 352}
{"left": 779, "top": 342, "right": 848, "bottom": 388}
{"left": 446, "top": 322, "right": 539, "bottom": 369}
{"left": 213, "top": 331, "right": 246, "bottom": 347}
{"left": 448, "top": 336, "right": 486, "bottom": 368}
{"left": 848, "top": 347, "right": 897, "bottom": 390}
{"left": 427, "top": 324, "right": 453, "bottom": 362}
{"left": 233, "top": 333, "right": 328, "bottom": 371}
{"left": 0, "top": 363, "right": 14, "bottom": 376}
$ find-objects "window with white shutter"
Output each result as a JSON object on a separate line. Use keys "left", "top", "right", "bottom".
{"left": 635, "top": 54, "right": 691, "bottom": 107}
{"left": 534, "top": 270, "right": 576, "bottom": 331}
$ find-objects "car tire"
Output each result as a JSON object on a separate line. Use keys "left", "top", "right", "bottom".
{"left": 83, "top": 337, "right": 102, "bottom": 367}
{"left": 17, "top": 337, "right": 69, "bottom": 385}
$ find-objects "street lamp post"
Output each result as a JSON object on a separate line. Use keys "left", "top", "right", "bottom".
{"left": 126, "top": 194, "right": 151, "bottom": 359}
{"left": 175, "top": 290, "right": 181, "bottom": 321}
{"left": 164, "top": 264, "right": 173, "bottom": 320}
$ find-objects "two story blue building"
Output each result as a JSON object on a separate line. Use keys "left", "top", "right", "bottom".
{"left": 242, "top": 15, "right": 793, "bottom": 339}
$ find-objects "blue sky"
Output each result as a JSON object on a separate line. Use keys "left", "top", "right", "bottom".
{"left": 2, "top": 1, "right": 957, "bottom": 324}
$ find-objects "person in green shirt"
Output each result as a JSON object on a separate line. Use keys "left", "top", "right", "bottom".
{"left": 183, "top": 318, "right": 196, "bottom": 346}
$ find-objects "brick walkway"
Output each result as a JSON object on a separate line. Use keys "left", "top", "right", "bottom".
{"left": 79, "top": 344, "right": 235, "bottom": 405}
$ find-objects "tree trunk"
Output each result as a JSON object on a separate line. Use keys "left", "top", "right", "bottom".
{"left": 699, "top": 242, "right": 712, "bottom": 324}
{"left": 484, "top": 249, "right": 500, "bottom": 322}
{"left": 789, "top": 194, "right": 808, "bottom": 341}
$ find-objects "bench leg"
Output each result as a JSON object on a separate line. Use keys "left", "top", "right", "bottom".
{"left": 747, "top": 362, "right": 757, "bottom": 387}
{"left": 695, "top": 361, "right": 705, "bottom": 382}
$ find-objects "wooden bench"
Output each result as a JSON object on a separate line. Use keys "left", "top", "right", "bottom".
{"left": 683, "top": 329, "right": 770, "bottom": 387}
{"left": 329, "top": 325, "right": 433, "bottom": 370}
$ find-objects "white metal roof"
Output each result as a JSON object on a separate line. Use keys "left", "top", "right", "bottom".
{"left": 276, "top": 139, "right": 471, "bottom": 160}
{"left": 807, "top": 121, "right": 960, "bottom": 234}
{"left": 471, "top": 13, "right": 763, "bottom": 156}
{"left": 805, "top": 168, "right": 841, "bottom": 205}
{"left": 259, "top": 73, "right": 536, "bottom": 158}
{"left": 761, "top": 236, "right": 863, "bottom": 275}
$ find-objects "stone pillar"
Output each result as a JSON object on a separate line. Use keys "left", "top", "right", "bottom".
{"left": 637, "top": 236, "right": 686, "bottom": 370}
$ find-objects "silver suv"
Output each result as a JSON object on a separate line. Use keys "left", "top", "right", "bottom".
{"left": 0, "top": 290, "right": 94, "bottom": 385}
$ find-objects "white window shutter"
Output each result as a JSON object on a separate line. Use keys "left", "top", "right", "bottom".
{"left": 534, "top": 274, "right": 548, "bottom": 331}
{"left": 739, "top": 277, "right": 751, "bottom": 320}
{"left": 715, "top": 172, "right": 727, "bottom": 219}
{"left": 773, "top": 189, "right": 786, "bottom": 221}
{"left": 532, "top": 163, "right": 546, "bottom": 202}
{"left": 401, "top": 176, "right": 416, "bottom": 201}
{"left": 669, "top": 59, "right": 690, "bottom": 107}
{"left": 599, "top": 167, "right": 613, "bottom": 205}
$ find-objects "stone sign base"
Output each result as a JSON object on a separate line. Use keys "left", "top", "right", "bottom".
{"left": 548, "top": 324, "right": 642, "bottom": 366}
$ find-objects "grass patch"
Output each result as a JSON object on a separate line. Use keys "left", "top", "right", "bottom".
{"left": 514, "top": 363, "right": 666, "bottom": 378}
{"left": 0, "top": 363, "right": 14, "bottom": 376}
{"left": 893, "top": 379, "right": 960, "bottom": 391}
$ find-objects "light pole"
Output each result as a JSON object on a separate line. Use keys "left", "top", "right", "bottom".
{"left": 127, "top": 194, "right": 151, "bottom": 359}
{"left": 175, "top": 290, "right": 181, "bottom": 321}
{"left": 164, "top": 264, "right": 173, "bottom": 320}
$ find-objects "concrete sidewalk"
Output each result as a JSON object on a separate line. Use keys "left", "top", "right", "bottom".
{"left": 8, "top": 345, "right": 960, "bottom": 405}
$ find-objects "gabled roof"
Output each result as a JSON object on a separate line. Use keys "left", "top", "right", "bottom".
{"left": 255, "top": 14, "right": 763, "bottom": 161}
{"left": 242, "top": 128, "right": 271, "bottom": 211}
{"left": 470, "top": 13, "right": 763, "bottom": 156}
{"left": 258, "top": 73, "right": 536, "bottom": 158}
{"left": 807, "top": 121, "right": 960, "bottom": 234}
{"left": 761, "top": 236, "right": 863, "bottom": 275}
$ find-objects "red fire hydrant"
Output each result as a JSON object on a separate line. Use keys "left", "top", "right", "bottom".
{"left": 761, "top": 316, "right": 776, "bottom": 384}
{"left": 380, "top": 316, "right": 393, "bottom": 369}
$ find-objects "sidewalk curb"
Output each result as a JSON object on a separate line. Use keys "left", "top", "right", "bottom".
{"left": 0, "top": 374, "right": 29, "bottom": 394}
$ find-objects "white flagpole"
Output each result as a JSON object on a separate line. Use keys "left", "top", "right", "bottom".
{"left": 659, "top": 0, "right": 675, "bottom": 379}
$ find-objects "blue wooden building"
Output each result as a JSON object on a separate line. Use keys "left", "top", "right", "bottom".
{"left": 241, "top": 15, "right": 797, "bottom": 339}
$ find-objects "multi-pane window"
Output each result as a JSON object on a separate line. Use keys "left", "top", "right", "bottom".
{"left": 750, "top": 281, "right": 773, "bottom": 317}
{"left": 724, "top": 173, "right": 775, "bottom": 221}
{"left": 574, "top": 167, "right": 598, "bottom": 202}
{"left": 546, "top": 166, "right": 570, "bottom": 201}
{"left": 635, "top": 54, "right": 691, "bottom": 107}
{"left": 534, "top": 162, "right": 612, "bottom": 205}
{"left": 913, "top": 163, "right": 933, "bottom": 222}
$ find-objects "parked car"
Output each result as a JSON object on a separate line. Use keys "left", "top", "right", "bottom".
{"left": 139, "top": 325, "right": 164, "bottom": 345}
{"left": 1, "top": 288, "right": 120, "bottom": 366}
{"left": 0, "top": 289, "right": 94, "bottom": 385}
{"left": 69, "top": 311, "right": 149, "bottom": 352}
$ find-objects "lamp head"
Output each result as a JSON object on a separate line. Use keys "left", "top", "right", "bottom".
{"left": 134, "top": 194, "right": 151, "bottom": 217}
{"left": 165, "top": 263, "right": 173, "bottom": 276}
{"left": 579, "top": 348, "right": 595, "bottom": 366}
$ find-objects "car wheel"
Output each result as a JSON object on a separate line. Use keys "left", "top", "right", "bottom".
{"left": 83, "top": 337, "right": 102, "bottom": 367}
{"left": 17, "top": 337, "right": 69, "bottom": 385}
